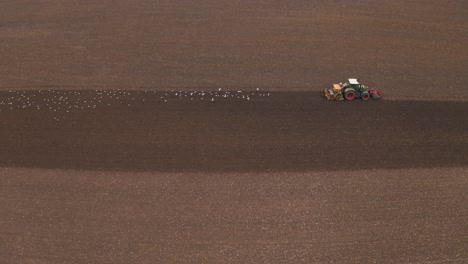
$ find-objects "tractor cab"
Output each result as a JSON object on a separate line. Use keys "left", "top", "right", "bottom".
{"left": 347, "top": 79, "right": 367, "bottom": 92}
{"left": 348, "top": 78, "right": 360, "bottom": 88}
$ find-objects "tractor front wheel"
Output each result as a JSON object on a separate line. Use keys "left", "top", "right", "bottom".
{"left": 361, "top": 92, "right": 370, "bottom": 101}
{"left": 345, "top": 91, "right": 356, "bottom": 100}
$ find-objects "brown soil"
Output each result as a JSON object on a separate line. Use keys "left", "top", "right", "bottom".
{"left": 0, "top": 1, "right": 467, "bottom": 263}
{"left": 0, "top": 0, "right": 467, "bottom": 99}
{"left": 0, "top": 90, "right": 467, "bottom": 262}
{"left": 0, "top": 90, "right": 467, "bottom": 172}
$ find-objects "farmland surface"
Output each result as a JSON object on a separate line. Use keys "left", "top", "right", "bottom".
{"left": 1, "top": 0, "right": 467, "bottom": 99}
{"left": 0, "top": 0, "right": 467, "bottom": 263}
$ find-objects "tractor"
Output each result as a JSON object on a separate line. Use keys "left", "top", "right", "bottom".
{"left": 323, "top": 78, "right": 381, "bottom": 101}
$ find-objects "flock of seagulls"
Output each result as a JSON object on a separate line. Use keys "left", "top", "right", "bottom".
{"left": 0, "top": 88, "right": 271, "bottom": 121}
{"left": 164, "top": 88, "right": 271, "bottom": 102}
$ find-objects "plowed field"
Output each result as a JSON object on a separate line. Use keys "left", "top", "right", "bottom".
{"left": 0, "top": 1, "right": 467, "bottom": 263}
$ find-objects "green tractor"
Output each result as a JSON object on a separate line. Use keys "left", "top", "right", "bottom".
{"left": 323, "top": 78, "right": 381, "bottom": 101}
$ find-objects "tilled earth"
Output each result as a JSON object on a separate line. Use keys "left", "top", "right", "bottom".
{"left": 1, "top": 167, "right": 467, "bottom": 263}
{"left": 1, "top": 0, "right": 468, "bottom": 263}
{"left": 0, "top": 90, "right": 466, "bottom": 172}
{"left": 1, "top": 0, "right": 467, "bottom": 100}
{"left": 0, "top": 90, "right": 467, "bottom": 263}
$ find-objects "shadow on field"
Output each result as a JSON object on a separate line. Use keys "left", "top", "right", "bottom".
{"left": 0, "top": 91, "right": 466, "bottom": 172}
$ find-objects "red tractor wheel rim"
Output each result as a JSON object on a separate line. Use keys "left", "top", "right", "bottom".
{"left": 362, "top": 94, "right": 369, "bottom": 100}
{"left": 346, "top": 92, "right": 354, "bottom": 99}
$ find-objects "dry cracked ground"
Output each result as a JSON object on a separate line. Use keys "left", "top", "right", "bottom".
{"left": 0, "top": 0, "right": 467, "bottom": 263}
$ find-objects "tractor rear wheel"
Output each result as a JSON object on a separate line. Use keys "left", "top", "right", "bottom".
{"left": 345, "top": 90, "right": 355, "bottom": 100}
{"left": 361, "top": 92, "right": 370, "bottom": 101}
